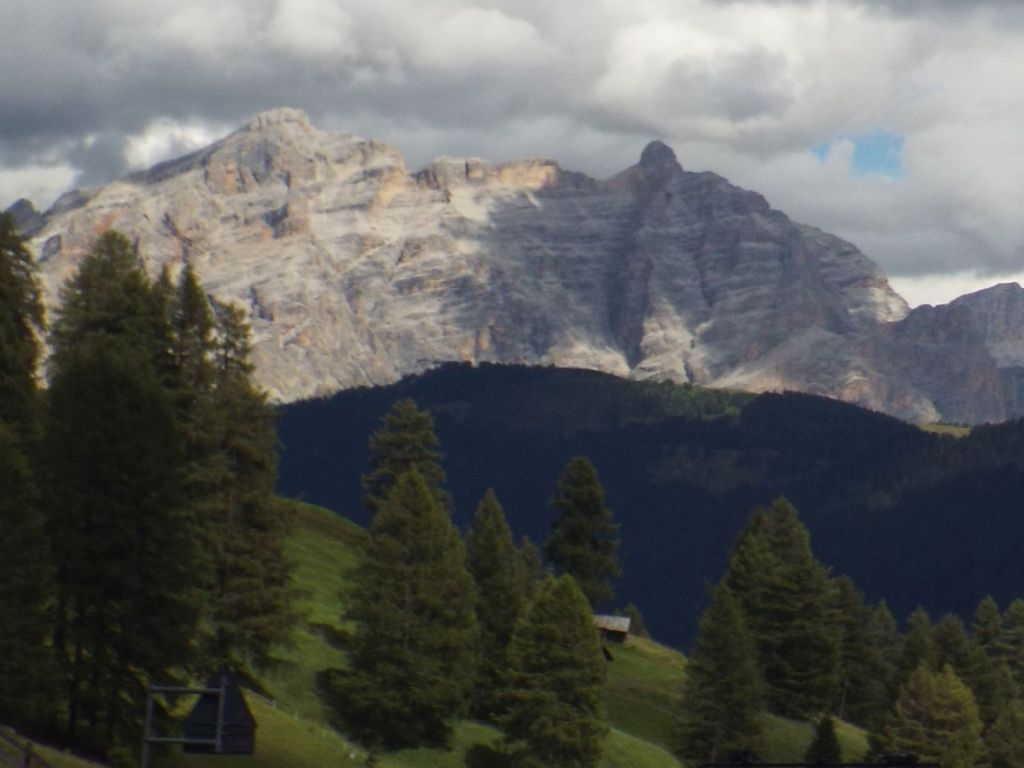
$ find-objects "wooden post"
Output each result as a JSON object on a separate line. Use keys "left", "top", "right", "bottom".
{"left": 141, "top": 690, "right": 155, "bottom": 768}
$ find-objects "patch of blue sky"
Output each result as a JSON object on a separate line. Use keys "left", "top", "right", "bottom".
{"left": 813, "top": 129, "right": 906, "bottom": 178}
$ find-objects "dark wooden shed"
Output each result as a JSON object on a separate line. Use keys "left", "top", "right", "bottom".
{"left": 593, "top": 614, "right": 631, "bottom": 644}
{"left": 183, "top": 667, "right": 256, "bottom": 754}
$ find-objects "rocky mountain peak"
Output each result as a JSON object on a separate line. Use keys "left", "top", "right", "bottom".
{"left": 19, "top": 110, "right": 1016, "bottom": 424}
{"left": 639, "top": 140, "right": 681, "bottom": 172}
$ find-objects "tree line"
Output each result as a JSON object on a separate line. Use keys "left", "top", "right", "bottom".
{"left": 0, "top": 217, "right": 293, "bottom": 763}
{"left": 319, "top": 397, "right": 624, "bottom": 767}
{"left": 674, "top": 496, "right": 1024, "bottom": 768}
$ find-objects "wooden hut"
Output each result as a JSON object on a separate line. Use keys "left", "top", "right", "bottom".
{"left": 593, "top": 614, "right": 631, "bottom": 644}
{"left": 183, "top": 667, "right": 256, "bottom": 754}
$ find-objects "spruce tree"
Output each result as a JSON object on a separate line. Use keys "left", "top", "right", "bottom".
{"left": 44, "top": 232, "right": 202, "bottom": 752}
{"left": 986, "top": 699, "right": 1024, "bottom": 768}
{"left": 723, "top": 498, "right": 841, "bottom": 718}
{"left": 0, "top": 424, "right": 56, "bottom": 729}
{"left": 673, "top": 584, "right": 763, "bottom": 764}
{"left": 831, "top": 577, "right": 893, "bottom": 728}
{"left": 0, "top": 212, "right": 45, "bottom": 437}
{"left": 362, "top": 398, "right": 448, "bottom": 512}
{"left": 328, "top": 469, "right": 478, "bottom": 747}
{"left": 805, "top": 715, "right": 842, "bottom": 765}
{"left": 466, "top": 489, "right": 526, "bottom": 720}
{"left": 899, "top": 608, "right": 937, "bottom": 683}
{"left": 544, "top": 456, "right": 620, "bottom": 608}
{"left": 932, "top": 614, "right": 971, "bottom": 677}
{"left": 199, "top": 299, "right": 297, "bottom": 671}
{"left": 971, "top": 595, "right": 1003, "bottom": 655}
{"left": 881, "top": 664, "right": 984, "bottom": 768}
{"left": 999, "top": 599, "right": 1024, "bottom": 690}
{"left": 503, "top": 574, "right": 608, "bottom": 768}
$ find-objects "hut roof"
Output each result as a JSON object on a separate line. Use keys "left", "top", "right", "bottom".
{"left": 593, "top": 615, "right": 631, "bottom": 633}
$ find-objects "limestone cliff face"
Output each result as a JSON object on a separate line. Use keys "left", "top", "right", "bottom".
{"left": 17, "top": 108, "right": 1009, "bottom": 423}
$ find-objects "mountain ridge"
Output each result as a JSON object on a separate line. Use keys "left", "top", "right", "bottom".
{"left": 11, "top": 107, "right": 1021, "bottom": 423}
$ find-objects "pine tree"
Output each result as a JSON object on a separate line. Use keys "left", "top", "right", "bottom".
{"left": 723, "top": 498, "right": 841, "bottom": 718}
{"left": 971, "top": 595, "right": 1003, "bottom": 655}
{"left": 0, "top": 212, "right": 45, "bottom": 438}
{"left": 362, "top": 399, "right": 448, "bottom": 512}
{"left": 899, "top": 608, "right": 937, "bottom": 682}
{"left": 624, "top": 603, "right": 650, "bottom": 639}
{"left": 805, "top": 715, "right": 842, "bottom": 765}
{"left": 503, "top": 575, "right": 608, "bottom": 768}
{"left": 881, "top": 664, "right": 984, "bottom": 768}
{"left": 544, "top": 456, "right": 620, "bottom": 608}
{"left": 0, "top": 424, "right": 56, "bottom": 728}
{"left": 44, "top": 232, "right": 202, "bottom": 751}
{"left": 199, "top": 299, "right": 297, "bottom": 671}
{"left": 328, "top": 469, "right": 478, "bottom": 747}
{"left": 962, "top": 642, "right": 1017, "bottom": 729}
{"left": 466, "top": 489, "right": 527, "bottom": 720}
{"left": 831, "top": 577, "right": 894, "bottom": 728}
{"left": 518, "top": 535, "right": 546, "bottom": 600}
{"left": 986, "top": 699, "right": 1024, "bottom": 768}
{"left": 673, "top": 584, "right": 763, "bottom": 764}
{"left": 863, "top": 601, "right": 902, "bottom": 730}
{"left": 999, "top": 599, "right": 1024, "bottom": 690}
{"left": 932, "top": 614, "right": 971, "bottom": 677}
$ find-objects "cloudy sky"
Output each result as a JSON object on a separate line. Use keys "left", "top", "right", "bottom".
{"left": 2, "top": 0, "right": 1023, "bottom": 306}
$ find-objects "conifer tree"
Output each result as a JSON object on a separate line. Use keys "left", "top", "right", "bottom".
{"left": 932, "top": 614, "right": 971, "bottom": 676}
{"left": 863, "top": 600, "right": 902, "bottom": 730}
{"left": 544, "top": 456, "right": 620, "bottom": 608}
{"left": 723, "top": 498, "right": 841, "bottom": 718}
{"left": 673, "top": 584, "right": 763, "bottom": 764}
{"left": 44, "top": 232, "right": 202, "bottom": 751}
{"left": 199, "top": 299, "right": 297, "bottom": 670}
{"left": 328, "top": 469, "right": 478, "bottom": 747}
{"left": 518, "top": 535, "right": 546, "bottom": 600}
{"left": 362, "top": 398, "right": 448, "bottom": 512}
{"left": 503, "top": 574, "right": 607, "bottom": 768}
{"left": 999, "top": 599, "right": 1024, "bottom": 690}
{"left": 466, "top": 489, "right": 526, "bottom": 720}
{"left": 986, "top": 700, "right": 1024, "bottom": 768}
{"left": 831, "top": 577, "right": 894, "bottom": 728}
{"left": 972, "top": 595, "right": 1003, "bottom": 655}
{"left": 881, "top": 664, "right": 984, "bottom": 768}
{"left": 805, "top": 715, "right": 842, "bottom": 765}
{"left": 899, "top": 608, "right": 937, "bottom": 683}
{"left": 963, "top": 642, "right": 1017, "bottom": 729}
{"left": 624, "top": 603, "right": 650, "bottom": 639}
{"left": 0, "top": 212, "right": 45, "bottom": 437}
{"left": 0, "top": 425, "right": 55, "bottom": 728}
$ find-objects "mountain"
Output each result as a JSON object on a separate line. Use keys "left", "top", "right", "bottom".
{"left": 276, "top": 363, "right": 1024, "bottom": 648}
{"left": 14, "top": 107, "right": 1015, "bottom": 423}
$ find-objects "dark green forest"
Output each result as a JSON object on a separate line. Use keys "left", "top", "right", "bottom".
{"left": 276, "top": 362, "right": 1024, "bottom": 647}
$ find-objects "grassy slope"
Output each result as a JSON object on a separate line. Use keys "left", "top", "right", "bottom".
{"left": 8, "top": 500, "right": 866, "bottom": 767}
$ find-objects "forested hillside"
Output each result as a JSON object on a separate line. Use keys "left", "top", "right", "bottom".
{"left": 277, "top": 362, "right": 1024, "bottom": 647}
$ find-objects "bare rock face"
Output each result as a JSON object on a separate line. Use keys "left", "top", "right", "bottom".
{"left": 17, "top": 108, "right": 1010, "bottom": 423}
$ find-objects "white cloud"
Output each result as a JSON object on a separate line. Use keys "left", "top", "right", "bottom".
{"left": 122, "top": 118, "right": 233, "bottom": 170}
{"left": 3, "top": 0, "right": 1024, "bottom": 306}
{"left": 0, "top": 165, "right": 79, "bottom": 211}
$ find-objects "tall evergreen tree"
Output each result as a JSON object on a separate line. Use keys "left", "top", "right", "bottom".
{"left": 503, "top": 575, "right": 608, "bottom": 768}
{"left": 986, "top": 700, "right": 1024, "bottom": 768}
{"left": 673, "top": 584, "right": 763, "bottom": 764}
{"left": 932, "top": 614, "right": 971, "bottom": 677}
{"left": 544, "top": 456, "right": 620, "bottom": 608}
{"left": 972, "top": 595, "right": 1003, "bottom": 655}
{"left": 723, "top": 498, "right": 841, "bottom": 718}
{"left": 44, "top": 232, "right": 202, "bottom": 752}
{"left": 199, "top": 299, "right": 297, "bottom": 671}
{"left": 831, "top": 577, "right": 893, "bottom": 728}
{"left": 805, "top": 715, "right": 842, "bottom": 765}
{"left": 362, "top": 398, "right": 448, "bottom": 512}
{"left": 999, "top": 600, "right": 1024, "bottom": 690}
{"left": 0, "top": 424, "right": 55, "bottom": 729}
{"left": 0, "top": 212, "right": 45, "bottom": 437}
{"left": 328, "top": 469, "right": 478, "bottom": 747}
{"left": 881, "top": 664, "right": 984, "bottom": 768}
{"left": 899, "top": 608, "right": 937, "bottom": 683}
{"left": 466, "top": 489, "right": 527, "bottom": 720}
